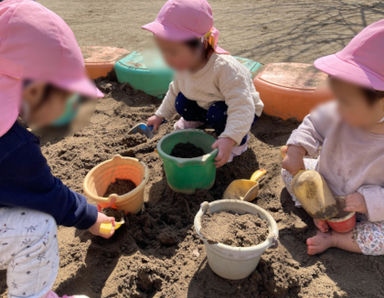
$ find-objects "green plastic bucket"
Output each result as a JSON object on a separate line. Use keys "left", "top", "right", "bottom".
{"left": 114, "top": 51, "right": 174, "bottom": 98}
{"left": 157, "top": 129, "right": 218, "bottom": 194}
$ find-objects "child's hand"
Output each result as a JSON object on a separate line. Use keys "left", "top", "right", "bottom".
{"left": 89, "top": 212, "right": 115, "bottom": 239}
{"left": 344, "top": 192, "right": 368, "bottom": 214}
{"left": 147, "top": 115, "right": 164, "bottom": 131}
{"left": 282, "top": 145, "right": 306, "bottom": 176}
{"left": 212, "top": 137, "right": 236, "bottom": 168}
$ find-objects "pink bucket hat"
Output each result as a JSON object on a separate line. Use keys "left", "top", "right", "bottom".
{"left": 314, "top": 19, "right": 384, "bottom": 91}
{"left": 142, "top": 0, "right": 228, "bottom": 54}
{"left": 0, "top": 0, "right": 103, "bottom": 137}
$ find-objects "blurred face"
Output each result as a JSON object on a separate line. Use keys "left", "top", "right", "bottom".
{"left": 22, "top": 82, "right": 72, "bottom": 127}
{"left": 329, "top": 78, "right": 384, "bottom": 128}
{"left": 155, "top": 36, "right": 204, "bottom": 71}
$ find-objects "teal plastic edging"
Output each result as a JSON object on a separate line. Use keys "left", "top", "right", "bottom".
{"left": 114, "top": 51, "right": 262, "bottom": 98}
{"left": 115, "top": 51, "right": 174, "bottom": 98}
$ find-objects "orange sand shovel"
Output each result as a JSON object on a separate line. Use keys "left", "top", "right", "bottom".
{"left": 223, "top": 169, "right": 267, "bottom": 202}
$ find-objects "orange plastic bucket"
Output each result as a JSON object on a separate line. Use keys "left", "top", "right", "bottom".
{"left": 327, "top": 212, "right": 356, "bottom": 233}
{"left": 82, "top": 46, "right": 130, "bottom": 79}
{"left": 253, "top": 63, "right": 332, "bottom": 121}
{"left": 83, "top": 155, "right": 149, "bottom": 214}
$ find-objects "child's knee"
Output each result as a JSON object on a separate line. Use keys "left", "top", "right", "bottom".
{"left": 354, "top": 221, "right": 384, "bottom": 255}
{"left": 7, "top": 213, "right": 59, "bottom": 298}
{"left": 206, "top": 102, "right": 228, "bottom": 130}
{"left": 175, "top": 92, "right": 206, "bottom": 121}
{"left": 175, "top": 92, "right": 188, "bottom": 115}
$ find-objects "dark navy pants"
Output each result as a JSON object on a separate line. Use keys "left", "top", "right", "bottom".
{"left": 175, "top": 92, "right": 257, "bottom": 145}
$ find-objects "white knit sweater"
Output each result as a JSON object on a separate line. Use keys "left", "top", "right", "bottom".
{"left": 155, "top": 53, "right": 264, "bottom": 145}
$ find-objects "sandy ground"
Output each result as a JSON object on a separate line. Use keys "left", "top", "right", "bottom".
{"left": 1, "top": 0, "right": 384, "bottom": 297}
{"left": 40, "top": 0, "right": 384, "bottom": 63}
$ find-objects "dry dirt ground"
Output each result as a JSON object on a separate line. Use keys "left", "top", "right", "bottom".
{"left": 1, "top": 0, "right": 384, "bottom": 297}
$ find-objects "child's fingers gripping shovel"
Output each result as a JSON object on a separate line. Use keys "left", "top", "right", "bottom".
{"left": 281, "top": 146, "right": 338, "bottom": 220}
{"left": 223, "top": 169, "right": 267, "bottom": 202}
{"left": 97, "top": 201, "right": 126, "bottom": 236}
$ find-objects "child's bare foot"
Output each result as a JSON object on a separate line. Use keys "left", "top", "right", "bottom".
{"left": 313, "top": 218, "right": 329, "bottom": 232}
{"left": 306, "top": 231, "right": 334, "bottom": 255}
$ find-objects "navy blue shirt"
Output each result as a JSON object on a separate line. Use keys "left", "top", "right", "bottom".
{"left": 0, "top": 122, "right": 98, "bottom": 229}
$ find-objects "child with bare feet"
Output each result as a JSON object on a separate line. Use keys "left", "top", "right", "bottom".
{"left": 282, "top": 20, "right": 384, "bottom": 256}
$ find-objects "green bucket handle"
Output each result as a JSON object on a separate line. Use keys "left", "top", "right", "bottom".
{"left": 172, "top": 149, "right": 218, "bottom": 167}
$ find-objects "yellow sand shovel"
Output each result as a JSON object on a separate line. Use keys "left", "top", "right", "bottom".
{"left": 223, "top": 169, "right": 267, "bottom": 202}
{"left": 291, "top": 170, "right": 338, "bottom": 220}
{"left": 281, "top": 146, "right": 338, "bottom": 220}
{"left": 99, "top": 219, "right": 125, "bottom": 235}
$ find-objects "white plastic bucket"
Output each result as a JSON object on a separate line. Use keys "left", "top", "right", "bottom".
{"left": 194, "top": 200, "right": 279, "bottom": 280}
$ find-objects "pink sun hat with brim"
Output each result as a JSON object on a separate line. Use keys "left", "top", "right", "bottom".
{"left": 0, "top": 0, "right": 103, "bottom": 137}
{"left": 314, "top": 19, "right": 384, "bottom": 91}
{"left": 142, "top": 0, "right": 228, "bottom": 54}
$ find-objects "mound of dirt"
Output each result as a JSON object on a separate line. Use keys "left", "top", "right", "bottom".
{"left": 200, "top": 211, "right": 269, "bottom": 247}
{"left": 101, "top": 207, "right": 125, "bottom": 221}
{"left": 170, "top": 142, "right": 205, "bottom": 158}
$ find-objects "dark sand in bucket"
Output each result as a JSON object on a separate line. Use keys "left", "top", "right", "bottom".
{"left": 103, "top": 179, "right": 136, "bottom": 197}
{"left": 102, "top": 207, "right": 125, "bottom": 221}
{"left": 170, "top": 142, "right": 205, "bottom": 158}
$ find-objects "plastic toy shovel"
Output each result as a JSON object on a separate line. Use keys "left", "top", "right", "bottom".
{"left": 129, "top": 120, "right": 166, "bottom": 139}
{"left": 99, "top": 219, "right": 125, "bottom": 235}
{"left": 280, "top": 146, "right": 338, "bottom": 220}
{"left": 128, "top": 123, "right": 154, "bottom": 139}
{"left": 223, "top": 169, "right": 267, "bottom": 202}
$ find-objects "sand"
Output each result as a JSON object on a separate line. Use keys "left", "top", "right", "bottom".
{"left": 170, "top": 143, "right": 206, "bottom": 158}
{"left": 1, "top": 0, "right": 384, "bottom": 297}
{"left": 200, "top": 211, "right": 269, "bottom": 247}
{"left": 104, "top": 179, "right": 137, "bottom": 197}
{"left": 102, "top": 208, "right": 125, "bottom": 222}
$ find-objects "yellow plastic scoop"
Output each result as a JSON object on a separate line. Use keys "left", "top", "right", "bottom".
{"left": 292, "top": 170, "right": 338, "bottom": 220}
{"left": 280, "top": 146, "right": 338, "bottom": 220}
{"left": 223, "top": 169, "right": 267, "bottom": 202}
{"left": 99, "top": 220, "right": 125, "bottom": 235}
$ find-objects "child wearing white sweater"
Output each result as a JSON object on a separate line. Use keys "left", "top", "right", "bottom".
{"left": 144, "top": 0, "right": 263, "bottom": 167}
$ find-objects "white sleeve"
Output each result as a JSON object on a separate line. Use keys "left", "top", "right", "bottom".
{"left": 217, "top": 64, "right": 256, "bottom": 145}
{"left": 155, "top": 79, "right": 179, "bottom": 119}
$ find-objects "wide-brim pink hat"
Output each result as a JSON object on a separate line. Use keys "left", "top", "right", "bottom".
{"left": 314, "top": 19, "right": 384, "bottom": 91}
{"left": 0, "top": 0, "right": 103, "bottom": 137}
{"left": 142, "top": 0, "right": 228, "bottom": 54}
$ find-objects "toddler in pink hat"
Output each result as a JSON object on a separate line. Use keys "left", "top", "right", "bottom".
{"left": 144, "top": 0, "right": 264, "bottom": 167}
{"left": 0, "top": 1, "right": 115, "bottom": 297}
{"left": 281, "top": 20, "right": 384, "bottom": 256}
